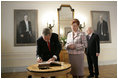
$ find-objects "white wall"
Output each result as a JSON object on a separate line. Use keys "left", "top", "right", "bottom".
{"left": 1, "top": 1, "right": 117, "bottom": 73}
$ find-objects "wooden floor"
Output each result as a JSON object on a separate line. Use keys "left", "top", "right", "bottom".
{"left": 1, "top": 64, "right": 117, "bottom": 78}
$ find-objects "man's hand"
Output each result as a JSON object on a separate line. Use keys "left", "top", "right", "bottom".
{"left": 47, "top": 57, "right": 56, "bottom": 62}
{"left": 104, "top": 34, "right": 107, "bottom": 36}
{"left": 96, "top": 53, "right": 99, "bottom": 56}
{"left": 20, "top": 34, "right": 24, "bottom": 37}
{"left": 29, "top": 31, "right": 32, "bottom": 37}
{"left": 37, "top": 58, "right": 43, "bottom": 63}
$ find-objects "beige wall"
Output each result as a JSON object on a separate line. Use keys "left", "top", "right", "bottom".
{"left": 1, "top": 1, "right": 117, "bottom": 72}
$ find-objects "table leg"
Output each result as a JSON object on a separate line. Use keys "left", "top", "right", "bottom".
{"left": 66, "top": 72, "right": 72, "bottom": 78}
{"left": 28, "top": 75, "right": 32, "bottom": 78}
{"left": 66, "top": 73, "right": 68, "bottom": 78}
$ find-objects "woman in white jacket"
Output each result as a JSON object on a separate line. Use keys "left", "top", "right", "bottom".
{"left": 65, "top": 19, "right": 87, "bottom": 78}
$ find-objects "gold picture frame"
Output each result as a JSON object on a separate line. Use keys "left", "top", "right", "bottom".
{"left": 57, "top": 4, "right": 74, "bottom": 37}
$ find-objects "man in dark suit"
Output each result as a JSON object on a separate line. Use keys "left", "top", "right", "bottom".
{"left": 36, "top": 28, "right": 62, "bottom": 63}
{"left": 85, "top": 27, "right": 100, "bottom": 78}
{"left": 17, "top": 15, "right": 34, "bottom": 43}
{"left": 97, "top": 15, "right": 109, "bottom": 41}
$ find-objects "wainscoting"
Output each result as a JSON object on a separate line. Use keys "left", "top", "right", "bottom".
{"left": 1, "top": 50, "right": 117, "bottom": 73}
{"left": 2, "top": 64, "right": 117, "bottom": 78}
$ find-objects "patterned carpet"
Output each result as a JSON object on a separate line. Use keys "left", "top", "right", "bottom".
{"left": 1, "top": 64, "right": 117, "bottom": 78}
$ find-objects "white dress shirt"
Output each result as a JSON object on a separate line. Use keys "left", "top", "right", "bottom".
{"left": 24, "top": 20, "right": 29, "bottom": 32}
{"left": 89, "top": 33, "right": 93, "bottom": 39}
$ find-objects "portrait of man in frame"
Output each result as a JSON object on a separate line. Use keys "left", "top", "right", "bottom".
{"left": 14, "top": 10, "right": 38, "bottom": 46}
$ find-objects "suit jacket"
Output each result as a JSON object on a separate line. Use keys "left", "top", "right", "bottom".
{"left": 65, "top": 30, "right": 87, "bottom": 54}
{"left": 97, "top": 20, "right": 108, "bottom": 35}
{"left": 86, "top": 33, "right": 100, "bottom": 56}
{"left": 36, "top": 33, "right": 62, "bottom": 61}
{"left": 17, "top": 20, "right": 33, "bottom": 43}
{"left": 97, "top": 20, "right": 109, "bottom": 41}
{"left": 18, "top": 20, "right": 32, "bottom": 34}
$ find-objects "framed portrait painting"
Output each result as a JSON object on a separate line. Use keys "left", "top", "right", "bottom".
{"left": 14, "top": 9, "right": 38, "bottom": 46}
{"left": 91, "top": 11, "right": 111, "bottom": 43}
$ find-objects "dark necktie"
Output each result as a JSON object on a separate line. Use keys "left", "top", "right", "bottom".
{"left": 47, "top": 41, "right": 51, "bottom": 51}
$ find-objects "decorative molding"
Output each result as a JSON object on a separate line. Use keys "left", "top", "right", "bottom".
{"left": 57, "top": 4, "right": 74, "bottom": 11}
{"left": 1, "top": 66, "right": 27, "bottom": 73}
{"left": 2, "top": 56, "right": 35, "bottom": 60}
{"left": 1, "top": 51, "right": 35, "bottom": 56}
{"left": 2, "top": 61, "right": 117, "bottom": 73}
{"left": 84, "top": 60, "right": 117, "bottom": 67}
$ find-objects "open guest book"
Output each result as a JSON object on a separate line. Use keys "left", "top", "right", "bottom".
{"left": 38, "top": 61, "right": 61, "bottom": 69}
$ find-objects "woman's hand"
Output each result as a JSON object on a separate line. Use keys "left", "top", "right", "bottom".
{"left": 68, "top": 44, "right": 76, "bottom": 50}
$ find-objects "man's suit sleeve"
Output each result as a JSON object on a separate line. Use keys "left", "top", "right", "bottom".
{"left": 97, "top": 22, "right": 99, "bottom": 34}
{"left": 95, "top": 34, "right": 100, "bottom": 53}
{"left": 18, "top": 21, "right": 23, "bottom": 34}
{"left": 29, "top": 21, "right": 32, "bottom": 33}
{"left": 54, "top": 34, "right": 62, "bottom": 58}
{"left": 104, "top": 21, "right": 108, "bottom": 34}
{"left": 36, "top": 40, "right": 43, "bottom": 59}
{"left": 85, "top": 35, "right": 88, "bottom": 53}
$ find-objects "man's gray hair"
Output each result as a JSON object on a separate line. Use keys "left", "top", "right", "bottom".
{"left": 42, "top": 28, "right": 52, "bottom": 36}
{"left": 88, "top": 27, "right": 93, "bottom": 31}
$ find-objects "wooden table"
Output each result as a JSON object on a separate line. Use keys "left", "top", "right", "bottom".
{"left": 27, "top": 62, "right": 71, "bottom": 78}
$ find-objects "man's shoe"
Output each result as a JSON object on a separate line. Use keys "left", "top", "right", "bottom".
{"left": 87, "top": 75, "right": 94, "bottom": 78}
{"left": 73, "top": 75, "right": 77, "bottom": 78}
{"left": 95, "top": 75, "right": 98, "bottom": 78}
{"left": 51, "top": 76, "right": 56, "bottom": 78}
